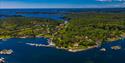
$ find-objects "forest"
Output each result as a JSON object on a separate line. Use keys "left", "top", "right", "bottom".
{"left": 0, "top": 13, "right": 125, "bottom": 51}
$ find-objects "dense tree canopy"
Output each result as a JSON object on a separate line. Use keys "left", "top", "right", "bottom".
{"left": 0, "top": 13, "right": 125, "bottom": 50}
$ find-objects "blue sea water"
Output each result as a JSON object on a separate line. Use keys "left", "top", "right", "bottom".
{"left": 0, "top": 9, "right": 64, "bottom": 20}
{"left": 0, "top": 38, "right": 125, "bottom": 63}
{"left": 0, "top": 8, "right": 125, "bottom": 63}
{"left": 0, "top": 8, "right": 125, "bottom": 20}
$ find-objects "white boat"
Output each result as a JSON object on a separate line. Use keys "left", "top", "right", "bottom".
{"left": 100, "top": 48, "right": 106, "bottom": 51}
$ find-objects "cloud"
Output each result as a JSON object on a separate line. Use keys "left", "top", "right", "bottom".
{"left": 96, "top": 0, "right": 112, "bottom": 2}
{"left": 96, "top": 0, "right": 125, "bottom": 2}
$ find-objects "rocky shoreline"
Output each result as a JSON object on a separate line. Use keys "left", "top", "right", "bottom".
{"left": 0, "top": 36, "right": 124, "bottom": 53}
{"left": 0, "top": 49, "right": 13, "bottom": 55}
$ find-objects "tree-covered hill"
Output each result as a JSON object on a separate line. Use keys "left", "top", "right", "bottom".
{"left": 0, "top": 13, "right": 125, "bottom": 52}
{"left": 52, "top": 13, "right": 125, "bottom": 51}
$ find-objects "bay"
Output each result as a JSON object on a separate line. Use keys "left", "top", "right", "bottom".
{"left": 0, "top": 38, "right": 125, "bottom": 63}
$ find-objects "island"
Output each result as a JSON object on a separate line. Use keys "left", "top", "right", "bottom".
{"left": 0, "top": 12, "right": 125, "bottom": 52}
{"left": 0, "top": 49, "right": 13, "bottom": 55}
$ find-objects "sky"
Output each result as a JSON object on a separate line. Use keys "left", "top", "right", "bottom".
{"left": 0, "top": 0, "right": 125, "bottom": 8}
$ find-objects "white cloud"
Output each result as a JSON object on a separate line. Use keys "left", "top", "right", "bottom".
{"left": 96, "top": 0, "right": 125, "bottom": 2}
{"left": 96, "top": 0, "right": 112, "bottom": 2}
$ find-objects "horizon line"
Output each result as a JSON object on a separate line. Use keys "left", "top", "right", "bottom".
{"left": 0, "top": 7, "right": 125, "bottom": 9}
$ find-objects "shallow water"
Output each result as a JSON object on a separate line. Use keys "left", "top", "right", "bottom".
{"left": 0, "top": 38, "right": 125, "bottom": 63}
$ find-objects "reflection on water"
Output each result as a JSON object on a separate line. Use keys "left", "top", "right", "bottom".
{"left": 0, "top": 38, "right": 125, "bottom": 63}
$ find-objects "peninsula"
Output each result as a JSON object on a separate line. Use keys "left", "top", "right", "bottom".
{"left": 0, "top": 12, "right": 125, "bottom": 52}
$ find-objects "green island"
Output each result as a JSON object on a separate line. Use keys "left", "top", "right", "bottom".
{"left": 0, "top": 13, "right": 125, "bottom": 52}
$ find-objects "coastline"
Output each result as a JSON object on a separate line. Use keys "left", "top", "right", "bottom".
{"left": 55, "top": 45, "right": 98, "bottom": 52}
{"left": 0, "top": 35, "right": 125, "bottom": 53}
{"left": 49, "top": 36, "right": 125, "bottom": 52}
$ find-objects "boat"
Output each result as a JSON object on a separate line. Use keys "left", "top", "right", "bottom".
{"left": 100, "top": 48, "right": 106, "bottom": 51}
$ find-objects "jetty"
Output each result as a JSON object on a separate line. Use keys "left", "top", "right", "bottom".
{"left": 26, "top": 43, "right": 54, "bottom": 47}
